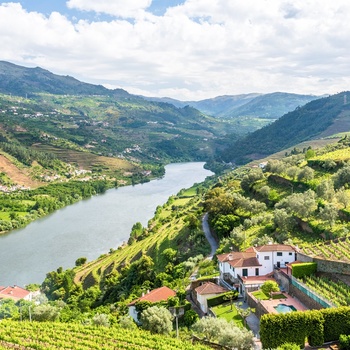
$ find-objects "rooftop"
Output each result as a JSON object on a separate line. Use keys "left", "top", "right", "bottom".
{"left": 195, "top": 282, "right": 228, "bottom": 295}
{"left": 128, "top": 286, "right": 176, "bottom": 306}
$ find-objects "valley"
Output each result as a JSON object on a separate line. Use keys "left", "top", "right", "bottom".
{"left": 1, "top": 62, "right": 350, "bottom": 350}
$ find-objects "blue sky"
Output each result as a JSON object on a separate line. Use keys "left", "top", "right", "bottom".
{"left": 0, "top": 1, "right": 350, "bottom": 100}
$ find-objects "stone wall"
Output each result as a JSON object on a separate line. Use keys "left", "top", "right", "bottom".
{"left": 315, "top": 258, "right": 350, "bottom": 276}
{"left": 246, "top": 292, "right": 269, "bottom": 318}
{"left": 296, "top": 252, "right": 314, "bottom": 263}
{"left": 274, "top": 270, "right": 290, "bottom": 293}
{"left": 288, "top": 284, "right": 324, "bottom": 310}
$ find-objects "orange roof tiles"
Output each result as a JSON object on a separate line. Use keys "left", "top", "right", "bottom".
{"left": 195, "top": 282, "right": 228, "bottom": 295}
{"left": 0, "top": 285, "right": 30, "bottom": 300}
{"left": 128, "top": 286, "right": 176, "bottom": 306}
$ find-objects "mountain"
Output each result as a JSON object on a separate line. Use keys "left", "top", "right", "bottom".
{"left": 219, "top": 92, "right": 319, "bottom": 119}
{"left": 0, "top": 61, "right": 130, "bottom": 97}
{"left": 145, "top": 92, "right": 318, "bottom": 119}
{"left": 221, "top": 91, "right": 350, "bottom": 164}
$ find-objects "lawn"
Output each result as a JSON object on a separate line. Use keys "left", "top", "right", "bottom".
{"left": 211, "top": 302, "right": 245, "bottom": 328}
{"left": 251, "top": 290, "right": 287, "bottom": 300}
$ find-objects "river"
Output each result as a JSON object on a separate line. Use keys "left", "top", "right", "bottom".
{"left": 0, "top": 162, "right": 213, "bottom": 286}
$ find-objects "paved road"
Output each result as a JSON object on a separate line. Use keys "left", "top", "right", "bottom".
{"left": 202, "top": 213, "right": 219, "bottom": 259}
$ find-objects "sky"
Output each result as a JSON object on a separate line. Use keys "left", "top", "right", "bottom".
{"left": 0, "top": 0, "right": 350, "bottom": 100}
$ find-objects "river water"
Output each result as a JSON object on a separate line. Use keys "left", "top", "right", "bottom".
{"left": 0, "top": 162, "right": 213, "bottom": 286}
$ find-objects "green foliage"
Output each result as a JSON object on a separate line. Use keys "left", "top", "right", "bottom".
{"left": 140, "top": 306, "right": 173, "bottom": 334}
{"left": 192, "top": 317, "right": 254, "bottom": 349}
{"left": 340, "top": 334, "right": 350, "bottom": 350}
{"left": 261, "top": 307, "right": 350, "bottom": 348}
{"left": 32, "top": 304, "right": 60, "bottom": 322}
{"left": 207, "top": 291, "right": 238, "bottom": 308}
{"left": 260, "top": 280, "right": 280, "bottom": 296}
{"left": 277, "top": 343, "right": 301, "bottom": 350}
{"left": 291, "top": 262, "right": 317, "bottom": 278}
{"left": 183, "top": 310, "right": 199, "bottom": 328}
{"left": 0, "top": 319, "right": 210, "bottom": 350}
{"left": 75, "top": 257, "right": 87, "bottom": 266}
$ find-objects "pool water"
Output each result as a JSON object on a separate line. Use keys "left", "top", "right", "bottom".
{"left": 274, "top": 304, "right": 297, "bottom": 313}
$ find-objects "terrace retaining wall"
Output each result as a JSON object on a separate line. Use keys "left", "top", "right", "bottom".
{"left": 288, "top": 284, "right": 324, "bottom": 310}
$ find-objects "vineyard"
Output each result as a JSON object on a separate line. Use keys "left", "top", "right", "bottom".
{"left": 302, "top": 275, "right": 350, "bottom": 307}
{"left": 0, "top": 320, "right": 210, "bottom": 350}
{"left": 301, "top": 235, "right": 350, "bottom": 263}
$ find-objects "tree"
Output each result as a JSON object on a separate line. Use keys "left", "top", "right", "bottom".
{"left": 235, "top": 302, "right": 255, "bottom": 327}
{"left": 297, "top": 166, "right": 314, "bottom": 182}
{"left": 223, "top": 290, "right": 239, "bottom": 310}
{"left": 75, "top": 257, "right": 87, "bottom": 266}
{"left": 336, "top": 188, "right": 350, "bottom": 209}
{"left": 0, "top": 299, "right": 19, "bottom": 320}
{"left": 183, "top": 309, "right": 199, "bottom": 327}
{"left": 333, "top": 166, "right": 350, "bottom": 189}
{"left": 240, "top": 168, "right": 264, "bottom": 192}
{"left": 92, "top": 313, "right": 110, "bottom": 327}
{"left": 316, "top": 179, "right": 335, "bottom": 201}
{"left": 32, "top": 304, "right": 60, "bottom": 322}
{"left": 140, "top": 306, "right": 173, "bottom": 334}
{"left": 319, "top": 203, "right": 338, "bottom": 228}
{"left": 119, "top": 315, "right": 137, "bottom": 329}
{"left": 286, "top": 166, "right": 300, "bottom": 180}
{"left": 192, "top": 317, "right": 254, "bottom": 349}
{"left": 261, "top": 280, "right": 279, "bottom": 297}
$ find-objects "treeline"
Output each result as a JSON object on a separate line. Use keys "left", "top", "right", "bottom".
{"left": 0, "top": 142, "right": 60, "bottom": 168}
{"left": 0, "top": 180, "right": 112, "bottom": 232}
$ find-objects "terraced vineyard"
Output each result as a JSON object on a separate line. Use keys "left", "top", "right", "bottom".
{"left": 302, "top": 275, "right": 350, "bottom": 307}
{"left": 0, "top": 320, "right": 210, "bottom": 350}
{"left": 301, "top": 235, "right": 350, "bottom": 262}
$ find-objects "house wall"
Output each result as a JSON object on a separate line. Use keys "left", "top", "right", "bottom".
{"left": 257, "top": 251, "right": 296, "bottom": 275}
{"left": 197, "top": 293, "right": 219, "bottom": 314}
{"left": 128, "top": 305, "right": 139, "bottom": 323}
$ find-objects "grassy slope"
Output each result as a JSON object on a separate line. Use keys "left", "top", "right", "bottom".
{"left": 74, "top": 186, "right": 210, "bottom": 288}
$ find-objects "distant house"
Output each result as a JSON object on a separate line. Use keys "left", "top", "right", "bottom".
{"left": 218, "top": 244, "right": 297, "bottom": 296}
{"left": 195, "top": 282, "right": 228, "bottom": 314}
{"left": 127, "top": 286, "right": 176, "bottom": 322}
{"left": 0, "top": 285, "right": 34, "bottom": 301}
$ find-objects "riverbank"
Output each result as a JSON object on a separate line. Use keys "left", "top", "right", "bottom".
{"left": 0, "top": 162, "right": 213, "bottom": 286}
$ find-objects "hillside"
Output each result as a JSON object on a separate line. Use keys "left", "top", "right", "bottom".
{"left": 0, "top": 61, "right": 129, "bottom": 97}
{"left": 221, "top": 91, "right": 350, "bottom": 164}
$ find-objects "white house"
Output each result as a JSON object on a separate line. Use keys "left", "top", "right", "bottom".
{"left": 195, "top": 282, "right": 228, "bottom": 314}
{"left": 218, "top": 244, "right": 297, "bottom": 294}
{"left": 0, "top": 285, "right": 36, "bottom": 301}
{"left": 127, "top": 286, "right": 176, "bottom": 323}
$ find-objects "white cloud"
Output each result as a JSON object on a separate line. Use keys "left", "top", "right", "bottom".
{"left": 66, "top": 0, "right": 152, "bottom": 18}
{"left": 0, "top": 1, "right": 350, "bottom": 100}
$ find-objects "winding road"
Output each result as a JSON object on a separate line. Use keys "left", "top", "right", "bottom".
{"left": 202, "top": 213, "right": 218, "bottom": 259}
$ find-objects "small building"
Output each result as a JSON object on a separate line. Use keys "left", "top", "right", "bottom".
{"left": 0, "top": 285, "right": 33, "bottom": 301}
{"left": 195, "top": 282, "right": 228, "bottom": 314}
{"left": 127, "top": 286, "right": 176, "bottom": 322}
{"left": 218, "top": 244, "right": 297, "bottom": 296}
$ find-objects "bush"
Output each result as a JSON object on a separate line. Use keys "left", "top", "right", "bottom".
{"left": 340, "top": 334, "right": 350, "bottom": 350}
{"left": 207, "top": 291, "right": 238, "bottom": 308}
{"left": 277, "top": 343, "right": 301, "bottom": 350}
{"left": 292, "top": 262, "right": 317, "bottom": 278}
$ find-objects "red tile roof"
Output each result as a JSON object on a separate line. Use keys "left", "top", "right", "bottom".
{"left": 0, "top": 286, "right": 30, "bottom": 300}
{"left": 229, "top": 256, "right": 261, "bottom": 268}
{"left": 128, "top": 286, "right": 176, "bottom": 306}
{"left": 240, "top": 272, "right": 275, "bottom": 285}
{"left": 253, "top": 244, "right": 296, "bottom": 252}
{"left": 195, "top": 282, "right": 228, "bottom": 295}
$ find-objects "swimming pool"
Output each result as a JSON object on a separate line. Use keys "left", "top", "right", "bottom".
{"left": 274, "top": 304, "right": 297, "bottom": 313}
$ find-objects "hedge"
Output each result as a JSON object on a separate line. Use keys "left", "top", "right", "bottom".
{"left": 207, "top": 291, "right": 238, "bottom": 308}
{"left": 260, "top": 307, "right": 350, "bottom": 349}
{"left": 292, "top": 262, "right": 317, "bottom": 278}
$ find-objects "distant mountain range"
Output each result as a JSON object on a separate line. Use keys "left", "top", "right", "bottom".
{"left": 145, "top": 92, "right": 319, "bottom": 120}
{"left": 221, "top": 91, "right": 350, "bottom": 164}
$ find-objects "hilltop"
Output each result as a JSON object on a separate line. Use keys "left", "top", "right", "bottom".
{"left": 221, "top": 91, "right": 350, "bottom": 164}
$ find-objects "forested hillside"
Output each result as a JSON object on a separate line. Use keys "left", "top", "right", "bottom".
{"left": 221, "top": 91, "right": 350, "bottom": 164}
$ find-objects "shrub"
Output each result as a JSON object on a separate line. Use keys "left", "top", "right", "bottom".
{"left": 207, "top": 291, "right": 238, "bottom": 308}
{"left": 292, "top": 262, "right": 317, "bottom": 278}
{"left": 340, "top": 334, "right": 350, "bottom": 350}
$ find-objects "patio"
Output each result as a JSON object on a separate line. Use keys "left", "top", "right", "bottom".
{"left": 259, "top": 292, "right": 308, "bottom": 314}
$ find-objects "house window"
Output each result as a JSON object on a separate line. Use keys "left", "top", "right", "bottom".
{"left": 242, "top": 269, "right": 248, "bottom": 277}
{"left": 277, "top": 252, "right": 283, "bottom": 256}
{"left": 289, "top": 252, "right": 293, "bottom": 256}
{"left": 264, "top": 256, "right": 270, "bottom": 260}
{"left": 255, "top": 268, "right": 259, "bottom": 276}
